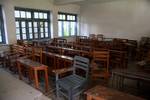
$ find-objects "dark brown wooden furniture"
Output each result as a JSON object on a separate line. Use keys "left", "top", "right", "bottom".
{"left": 43, "top": 51, "right": 73, "bottom": 74}
{"left": 91, "top": 50, "right": 110, "bottom": 80}
{"left": 7, "top": 45, "right": 26, "bottom": 72}
{"left": 33, "top": 47, "right": 43, "bottom": 64}
{"left": 112, "top": 69, "right": 150, "bottom": 90}
{"left": 110, "top": 50, "right": 127, "bottom": 69}
{"left": 17, "top": 58, "right": 49, "bottom": 92}
{"left": 85, "top": 85, "right": 145, "bottom": 100}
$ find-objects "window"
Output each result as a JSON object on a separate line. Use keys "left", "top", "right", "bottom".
{"left": 58, "top": 12, "right": 77, "bottom": 37}
{"left": 0, "top": 5, "right": 6, "bottom": 43}
{"left": 14, "top": 7, "right": 50, "bottom": 40}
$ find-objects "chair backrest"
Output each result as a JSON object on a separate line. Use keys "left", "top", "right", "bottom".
{"left": 89, "top": 34, "right": 97, "bottom": 40}
{"left": 25, "top": 46, "right": 33, "bottom": 58}
{"left": 73, "top": 56, "right": 89, "bottom": 79}
{"left": 17, "top": 45, "right": 25, "bottom": 56}
{"left": 33, "top": 47, "right": 43, "bottom": 63}
{"left": 92, "top": 50, "right": 110, "bottom": 72}
{"left": 97, "top": 34, "right": 104, "bottom": 41}
{"left": 110, "top": 50, "right": 127, "bottom": 68}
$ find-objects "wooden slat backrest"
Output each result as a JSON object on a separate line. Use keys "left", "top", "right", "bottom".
{"left": 91, "top": 50, "right": 110, "bottom": 79}
{"left": 33, "top": 47, "right": 43, "bottom": 63}
{"left": 92, "top": 50, "right": 109, "bottom": 71}
{"left": 73, "top": 56, "right": 89, "bottom": 78}
{"left": 110, "top": 50, "right": 127, "bottom": 69}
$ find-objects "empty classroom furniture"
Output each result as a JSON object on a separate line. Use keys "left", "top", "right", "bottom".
{"left": 85, "top": 85, "right": 145, "bottom": 100}
{"left": 91, "top": 50, "right": 110, "bottom": 80}
{"left": 17, "top": 58, "right": 49, "bottom": 92}
{"left": 54, "top": 56, "right": 90, "bottom": 100}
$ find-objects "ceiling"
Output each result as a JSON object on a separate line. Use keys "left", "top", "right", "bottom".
{"left": 54, "top": 0, "right": 117, "bottom": 5}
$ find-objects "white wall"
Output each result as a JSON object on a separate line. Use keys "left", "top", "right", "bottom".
{"left": 0, "top": 0, "right": 80, "bottom": 44}
{"left": 80, "top": 0, "right": 150, "bottom": 40}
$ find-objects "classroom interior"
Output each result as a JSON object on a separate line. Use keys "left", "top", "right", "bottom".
{"left": 0, "top": 0, "right": 150, "bottom": 100}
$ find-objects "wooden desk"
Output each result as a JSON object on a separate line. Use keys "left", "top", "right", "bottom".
{"left": 85, "top": 85, "right": 145, "bottom": 100}
{"left": 46, "top": 45, "right": 92, "bottom": 57}
{"left": 43, "top": 51, "right": 73, "bottom": 70}
{"left": 17, "top": 58, "right": 49, "bottom": 92}
{"left": 112, "top": 69, "right": 150, "bottom": 89}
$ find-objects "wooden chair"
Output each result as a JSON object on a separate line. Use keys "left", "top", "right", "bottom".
{"left": 8, "top": 45, "right": 26, "bottom": 73}
{"left": 110, "top": 50, "right": 127, "bottom": 69}
{"left": 91, "top": 50, "right": 110, "bottom": 80}
{"left": 76, "top": 36, "right": 87, "bottom": 44}
{"left": 55, "top": 56, "right": 90, "bottom": 100}
{"left": 25, "top": 46, "right": 33, "bottom": 59}
{"left": 137, "top": 50, "right": 150, "bottom": 72}
{"left": 89, "top": 34, "right": 96, "bottom": 39}
{"left": 97, "top": 34, "right": 104, "bottom": 41}
{"left": 32, "top": 47, "right": 43, "bottom": 64}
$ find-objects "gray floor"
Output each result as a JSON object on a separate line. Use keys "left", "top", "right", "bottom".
{"left": 0, "top": 68, "right": 51, "bottom": 100}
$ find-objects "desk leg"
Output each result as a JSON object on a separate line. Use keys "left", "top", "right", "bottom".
{"left": 87, "top": 95, "right": 92, "bottom": 100}
{"left": 34, "top": 69, "right": 39, "bottom": 90}
{"left": 28, "top": 68, "right": 33, "bottom": 84}
{"left": 17, "top": 62, "right": 22, "bottom": 80}
{"left": 45, "top": 68, "right": 49, "bottom": 92}
{"left": 56, "top": 73, "right": 59, "bottom": 97}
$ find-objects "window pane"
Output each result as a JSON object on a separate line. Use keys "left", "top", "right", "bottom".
{"left": 16, "top": 35, "right": 21, "bottom": 40}
{"left": 72, "top": 16, "right": 75, "bottom": 20}
{"left": 0, "top": 30, "right": 1, "bottom": 41}
{"left": 28, "top": 22, "right": 32, "bottom": 27}
{"left": 34, "top": 28, "right": 38, "bottom": 33}
{"left": 34, "top": 34, "right": 38, "bottom": 38}
{"left": 34, "top": 12, "right": 39, "bottom": 18}
{"left": 40, "top": 28, "right": 43, "bottom": 32}
{"left": 16, "top": 22, "right": 19, "bottom": 27}
{"left": 15, "top": 10, "right": 20, "bottom": 17}
{"left": 45, "top": 28, "right": 48, "bottom": 32}
{"left": 0, "top": 36, "right": 2, "bottom": 42}
{"left": 39, "top": 13, "right": 43, "bottom": 19}
{"left": 33, "top": 22, "right": 37, "bottom": 27}
{"left": 29, "top": 28, "right": 32, "bottom": 33}
{"left": 45, "top": 22, "right": 48, "bottom": 27}
{"left": 26, "top": 12, "right": 31, "bottom": 18}
{"left": 64, "top": 21, "right": 69, "bottom": 36}
{"left": 44, "top": 13, "right": 47, "bottom": 19}
{"left": 58, "top": 21, "right": 62, "bottom": 37}
{"left": 29, "top": 33, "right": 33, "bottom": 39}
{"left": 21, "top": 22, "right": 26, "bottom": 27}
{"left": 22, "top": 34, "right": 27, "bottom": 39}
{"left": 71, "top": 22, "right": 75, "bottom": 35}
{"left": 20, "top": 11, "right": 26, "bottom": 18}
{"left": 41, "top": 33, "right": 44, "bottom": 38}
{"left": 16, "top": 28, "right": 20, "bottom": 33}
{"left": 40, "top": 22, "right": 43, "bottom": 27}
{"left": 22, "top": 28, "right": 26, "bottom": 33}
{"left": 67, "top": 15, "right": 71, "bottom": 20}
{"left": 59, "top": 14, "right": 65, "bottom": 20}
{"left": 45, "top": 33, "right": 48, "bottom": 37}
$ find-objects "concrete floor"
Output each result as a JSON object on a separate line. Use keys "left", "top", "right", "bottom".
{"left": 0, "top": 68, "right": 51, "bottom": 100}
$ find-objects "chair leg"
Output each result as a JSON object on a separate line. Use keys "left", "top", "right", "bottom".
{"left": 56, "top": 83, "right": 59, "bottom": 98}
{"left": 68, "top": 90, "right": 73, "bottom": 100}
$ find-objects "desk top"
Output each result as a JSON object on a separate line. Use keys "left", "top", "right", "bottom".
{"left": 47, "top": 45, "right": 91, "bottom": 53}
{"left": 85, "top": 85, "right": 145, "bottom": 100}
{"left": 18, "top": 58, "right": 46, "bottom": 68}
{"left": 112, "top": 69, "right": 150, "bottom": 80}
{"left": 43, "top": 51, "right": 73, "bottom": 61}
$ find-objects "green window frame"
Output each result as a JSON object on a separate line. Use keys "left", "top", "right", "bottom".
{"left": 15, "top": 7, "right": 51, "bottom": 40}
{"left": 58, "top": 12, "right": 77, "bottom": 37}
{"left": 0, "top": 5, "right": 6, "bottom": 44}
